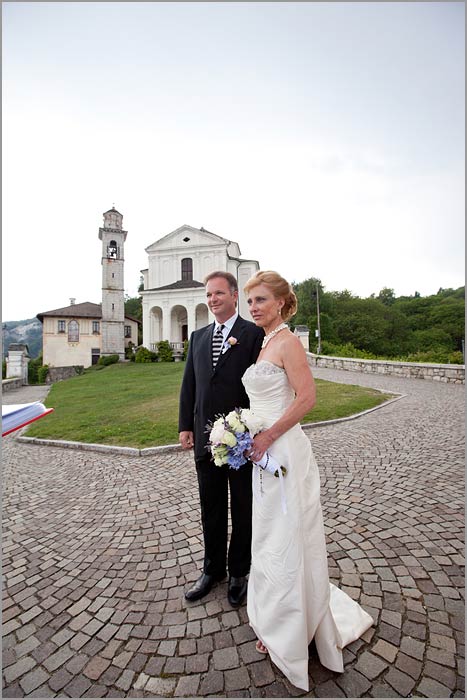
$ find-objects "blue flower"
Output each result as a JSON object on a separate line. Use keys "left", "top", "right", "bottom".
{"left": 226, "top": 431, "right": 253, "bottom": 469}
{"left": 227, "top": 452, "right": 246, "bottom": 470}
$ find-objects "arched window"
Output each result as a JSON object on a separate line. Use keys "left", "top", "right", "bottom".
{"left": 68, "top": 320, "right": 79, "bottom": 342}
{"left": 107, "top": 240, "right": 118, "bottom": 258}
{"left": 181, "top": 258, "right": 193, "bottom": 281}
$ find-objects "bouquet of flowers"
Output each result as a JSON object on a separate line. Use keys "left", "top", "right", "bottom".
{"left": 206, "top": 408, "right": 287, "bottom": 477}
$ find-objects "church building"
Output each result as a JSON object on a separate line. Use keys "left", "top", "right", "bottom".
{"left": 140, "top": 225, "right": 259, "bottom": 352}
{"left": 37, "top": 208, "right": 139, "bottom": 368}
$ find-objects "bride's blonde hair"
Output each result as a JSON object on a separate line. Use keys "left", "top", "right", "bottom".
{"left": 244, "top": 271, "right": 298, "bottom": 322}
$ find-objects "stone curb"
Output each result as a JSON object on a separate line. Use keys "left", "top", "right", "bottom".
{"left": 16, "top": 393, "right": 406, "bottom": 456}
{"left": 301, "top": 392, "right": 406, "bottom": 430}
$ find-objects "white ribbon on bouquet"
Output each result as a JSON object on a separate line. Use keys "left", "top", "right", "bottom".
{"left": 253, "top": 452, "right": 287, "bottom": 515}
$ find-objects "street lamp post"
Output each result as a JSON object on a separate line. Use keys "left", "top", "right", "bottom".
{"left": 316, "top": 283, "right": 322, "bottom": 355}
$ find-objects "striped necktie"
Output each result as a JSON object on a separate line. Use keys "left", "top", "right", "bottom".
{"left": 212, "top": 324, "right": 225, "bottom": 368}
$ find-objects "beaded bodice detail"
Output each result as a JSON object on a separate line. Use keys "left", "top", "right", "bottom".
{"left": 243, "top": 360, "right": 285, "bottom": 379}
{"left": 242, "top": 361, "right": 294, "bottom": 428}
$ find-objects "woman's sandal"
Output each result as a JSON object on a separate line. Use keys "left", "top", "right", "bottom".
{"left": 255, "top": 639, "right": 268, "bottom": 655}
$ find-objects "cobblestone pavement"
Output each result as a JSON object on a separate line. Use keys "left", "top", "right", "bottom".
{"left": 2, "top": 370, "right": 464, "bottom": 698}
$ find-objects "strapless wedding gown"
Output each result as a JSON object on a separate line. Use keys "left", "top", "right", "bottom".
{"left": 242, "top": 361, "right": 373, "bottom": 691}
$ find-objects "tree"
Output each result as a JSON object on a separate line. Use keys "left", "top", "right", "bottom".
{"left": 292, "top": 278, "right": 329, "bottom": 349}
{"left": 124, "top": 295, "right": 142, "bottom": 322}
{"left": 291, "top": 280, "right": 464, "bottom": 358}
{"left": 124, "top": 294, "right": 143, "bottom": 345}
{"left": 377, "top": 288, "right": 396, "bottom": 306}
{"left": 428, "top": 298, "right": 465, "bottom": 350}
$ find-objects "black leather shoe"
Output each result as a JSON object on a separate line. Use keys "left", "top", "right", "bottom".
{"left": 228, "top": 576, "right": 248, "bottom": 607}
{"left": 185, "top": 573, "right": 218, "bottom": 602}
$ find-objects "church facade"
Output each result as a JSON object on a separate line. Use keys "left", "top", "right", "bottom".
{"left": 37, "top": 208, "right": 139, "bottom": 368}
{"left": 141, "top": 225, "right": 259, "bottom": 352}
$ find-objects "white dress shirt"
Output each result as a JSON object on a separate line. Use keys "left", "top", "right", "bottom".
{"left": 214, "top": 311, "right": 238, "bottom": 353}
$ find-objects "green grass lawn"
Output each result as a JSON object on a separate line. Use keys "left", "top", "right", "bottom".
{"left": 25, "top": 362, "right": 394, "bottom": 448}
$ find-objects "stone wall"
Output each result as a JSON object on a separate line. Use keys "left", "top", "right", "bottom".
{"left": 46, "top": 366, "right": 82, "bottom": 384}
{"left": 306, "top": 353, "right": 465, "bottom": 384}
{"left": 2, "top": 378, "right": 23, "bottom": 393}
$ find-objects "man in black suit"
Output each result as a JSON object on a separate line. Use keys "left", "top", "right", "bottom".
{"left": 179, "top": 271, "right": 264, "bottom": 606}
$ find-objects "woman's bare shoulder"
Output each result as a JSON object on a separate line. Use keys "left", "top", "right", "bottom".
{"left": 280, "top": 330, "right": 306, "bottom": 352}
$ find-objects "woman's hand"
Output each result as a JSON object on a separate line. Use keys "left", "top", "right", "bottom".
{"left": 248, "top": 430, "right": 274, "bottom": 463}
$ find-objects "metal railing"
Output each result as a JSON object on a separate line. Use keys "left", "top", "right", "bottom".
{"left": 150, "top": 342, "right": 185, "bottom": 354}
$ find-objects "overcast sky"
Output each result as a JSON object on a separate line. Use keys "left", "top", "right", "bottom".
{"left": 3, "top": 1, "right": 464, "bottom": 321}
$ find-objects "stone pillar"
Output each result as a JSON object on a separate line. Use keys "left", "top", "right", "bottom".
{"left": 142, "top": 299, "right": 150, "bottom": 349}
{"left": 6, "top": 343, "right": 30, "bottom": 384}
{"left": 187, "top": 303, "right": 196, "bottom": 338}
{"left": 294, "top": 325, "right": 310, "bottom": 351}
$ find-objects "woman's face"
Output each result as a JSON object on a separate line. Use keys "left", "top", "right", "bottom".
{"left": 246, "top": 283, "right": 284, "bottom": 329}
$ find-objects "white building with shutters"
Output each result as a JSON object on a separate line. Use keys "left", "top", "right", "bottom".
{"left": 140, "top": 225, "right": 260, "bottom": 352}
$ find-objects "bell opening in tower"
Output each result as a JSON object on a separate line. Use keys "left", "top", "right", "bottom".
{"left": 107, "top": 241, "right": 118, "bottom": 259}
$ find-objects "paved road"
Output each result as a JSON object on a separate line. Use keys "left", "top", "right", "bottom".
{"left": 2, "top": 370, "right": 464, "bottom": 698}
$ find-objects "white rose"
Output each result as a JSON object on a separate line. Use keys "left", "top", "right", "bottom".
{"left": 220, "top": 430, "right": 237, "bottom": 447}
{"left": 210, "top": 421, "right": 227, "bottom": 443}
{"left": 239, "top": 409, "right": 263, "bottom": 436}
{"left": 225, "top": 411, "right": 246, "bottom": 433}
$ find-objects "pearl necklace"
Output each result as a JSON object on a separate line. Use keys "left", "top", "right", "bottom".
{"left": 261, "top": 322, "right": 288, "bottom": 348}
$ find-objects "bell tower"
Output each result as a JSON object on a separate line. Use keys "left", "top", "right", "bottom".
{"left": 99, "top": 206, "right": 127, "bottom": 360}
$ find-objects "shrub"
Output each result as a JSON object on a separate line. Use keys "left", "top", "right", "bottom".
{"left": 135, "top": 347, "right": 157, "bottom": 363}
{"left": 2, "top": 360, "right": 6, "bottom": 379}
{"left": 97, "top": 354, "right": 120, "bottom": 367}
{"left": 183, "top": 339, "right": 189, "bottom": 361}
{"left": 157, "top": 340, "right": 173, "bottom": 362}
{"left": 320, "top": 341, "right": 378, "bottom": 360}
{"left": 318, "top": 341, "right": 464, "bottom": 365}
{"left": 28, "top": 354, "right": 43, "bottom": 384}
{"left": 394, "top": 349, "right": 465, "bottom": 364}
{"left": 125, "top": 341, "right": 136, "bottom": 361}
{"left": 37, "top": 364, "right": 49, "bottom": 384}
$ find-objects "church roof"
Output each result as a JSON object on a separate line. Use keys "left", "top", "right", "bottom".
{"left": 36, "top": 302, "right": 140, "bottom": 324}
{"left": 145, "top": 225, "right": 231, "bottom": 253}
{"left": 103, "top": 206, "right": 122, "bottom": 216}
{"left": 145, "top": 279, "right": 205, "bottom": 292}
{"left": 37, "top": 302, "right": 102, "bottom": 321}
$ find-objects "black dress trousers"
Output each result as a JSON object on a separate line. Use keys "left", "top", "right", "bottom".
{"left": 196, "top": 456, "right": 253, "bottom": 579}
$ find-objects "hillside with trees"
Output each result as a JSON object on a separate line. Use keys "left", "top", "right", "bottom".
{"left": 3, "top": 284, "right": 464, "bottom": 365}
{"left": 2, "top": 319, "right": 42, "bottom": 359}
{"left": 291, "top": 280, "right": 465, "bottom": 363}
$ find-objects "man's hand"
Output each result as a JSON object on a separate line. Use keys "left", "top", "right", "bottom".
{"left": 179, "top": 431, "right": 194, "bottom": 450}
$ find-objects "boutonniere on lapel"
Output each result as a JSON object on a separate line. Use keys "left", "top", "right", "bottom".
{"left": 223, "top": 336, "right": 239, "bottom": 353}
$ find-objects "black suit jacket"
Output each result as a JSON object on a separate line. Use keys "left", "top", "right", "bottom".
{"left": 179, "top": 316, "right": 264, "bottom": 461}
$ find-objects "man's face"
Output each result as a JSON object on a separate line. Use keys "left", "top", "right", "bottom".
{"left": 206, "top": 277, "right": 238, "bottom": 323}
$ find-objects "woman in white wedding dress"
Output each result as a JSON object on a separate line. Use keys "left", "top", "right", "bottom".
{"left": 242, "top": 271, "right": 373, "bottom": 692}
